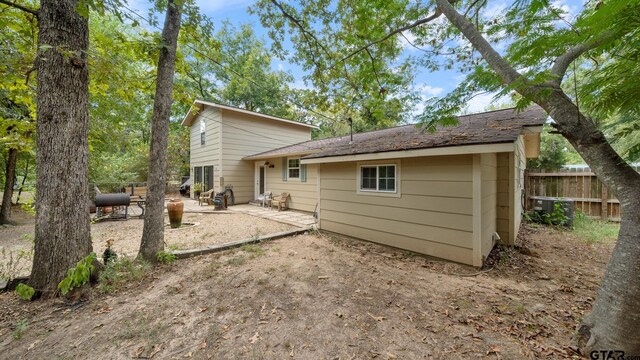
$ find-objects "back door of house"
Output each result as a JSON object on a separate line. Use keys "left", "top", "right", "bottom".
{"left": 254, "top": 162, "right": 266, "bottom": 199}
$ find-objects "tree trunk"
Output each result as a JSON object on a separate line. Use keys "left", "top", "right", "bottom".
{"left": 15, "top": 158, "right": 29, "bottom": 204}
{"left": 29, "top": 0, "right": 92, "bottom": 295}
{"left": 435, "top": 0, "right": 640, "bottom": 353}
{"left": 540, "top": 94, "right": 640, "bottom": 354}
{"left": 138, "top": 0, "right": 182, "bottom": 262}
{"left": 0, "top": 147, "right": 18, "bottom": 224}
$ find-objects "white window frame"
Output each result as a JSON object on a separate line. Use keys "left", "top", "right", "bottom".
{"left": 199, "top": 119, "right": 206, "bottom": 146}
{"left": 287, "top": 157, "right": 301, "bottom": 180}
{"left": 356, "top": 161, "right": 401, "bottom": 197}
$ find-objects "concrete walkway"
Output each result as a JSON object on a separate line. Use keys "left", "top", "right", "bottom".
{"left": 229, "top": 204, "right": 317, "bottom": 228}
{"left": 177, "top": 198, "right": 316, "bottom": 228}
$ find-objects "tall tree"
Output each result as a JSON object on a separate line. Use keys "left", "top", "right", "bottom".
{"left": 0, "top": 4, "right": 37, "bottom": 224}
{"left": 254, "top": 0, "right": 640, "bottom": 353}
{"left": 0, "top": 98, "right": 33, "bottom": 224}
{"left": 138, "top": 0, "right": 182, "bottom": 261}
{"left": 32, "top": 0, "right": 92, "bottom": 295}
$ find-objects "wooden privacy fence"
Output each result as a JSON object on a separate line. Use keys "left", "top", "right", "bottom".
{"left": 524, "top": 170, "right": 625, "bottom": 221}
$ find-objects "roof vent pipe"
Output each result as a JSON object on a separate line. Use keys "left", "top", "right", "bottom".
{"left": 347, "top": 117, "right": 353, "bottom": 144}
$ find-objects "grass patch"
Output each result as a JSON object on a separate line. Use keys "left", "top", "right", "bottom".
{"left": 166, "top": 244, "right": 186, "bottom": 251}
{"left": 155, "top": 251, "right": 177, "bottom": 264}
{"left": 12, "top": 319, "right": 28, "bottom": 340}
{"left": 225, "top": 255, "right": 247, "bottom": 266}
{"left": 97, "top": 256, "right": 152, "bottom": 294}
{"left": 117, "top": 311, "right": 168, "bottom": 352}
{"left": 571, "top": 212, "right": 619, "bottom": 244}
{"left": 241, "top": 244, "right": 265, "bottom": 257}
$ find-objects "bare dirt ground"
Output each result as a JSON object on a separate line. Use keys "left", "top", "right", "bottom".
{"left": 0, "top": 207, "right": 295, "bottom": 278}
{"left": 0, "top": 222, "right": 613, "bottom": 359}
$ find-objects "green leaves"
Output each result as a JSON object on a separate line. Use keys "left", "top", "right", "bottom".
{"left": 15, "top": 283, "right": 35, "bottom": 301}
{"left": 57, "top": 253, "right": 97, "bottom": 296}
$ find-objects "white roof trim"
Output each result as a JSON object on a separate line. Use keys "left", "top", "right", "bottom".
{"left": 521, "top": 125, "right": 543, "bottom": 134}
{"left": 244, "top": 150, "right": 320, "bottom": 161}
{"left": 181, "top": 99, "right": 319, "bottom": 129}
{"left": 300, "top": 142, "right": 515, "bottom": 164}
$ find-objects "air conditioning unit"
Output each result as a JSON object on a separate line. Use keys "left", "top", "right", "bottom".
{"left": 533, "top": 197, "right": 574, "bottom": 227}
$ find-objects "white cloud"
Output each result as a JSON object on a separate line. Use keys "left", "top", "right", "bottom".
{"left": 483, "top": 1, "right": 507, "bottom": 18}
{"left": 551, "top": 0, "right": 578, "bottom": 19}
{"left": 417, "top": 83, "right": 444, "bottom": 97}
{"left": 464, "top": 92, "right": 511, "bottom": 113}
{"left": 292, "top": 80, "right": 310, "bottom": 90}
{"left": 411, "top": 83, "right": 445, "bottom": 118}
{"left": 195, "top": 0, "right": 252, "bottom": 13}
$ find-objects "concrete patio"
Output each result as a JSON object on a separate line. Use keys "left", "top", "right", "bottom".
{"left": 177, "top": 197, "right": 316, "bottom": 228}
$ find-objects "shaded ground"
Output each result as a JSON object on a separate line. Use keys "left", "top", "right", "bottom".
{"left": 0, "top": 222, "right": 615, "bottom": 359}
{"left": 0, "top": 207, "right": 295, "bottom": 279}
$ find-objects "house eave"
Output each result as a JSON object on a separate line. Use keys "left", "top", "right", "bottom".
{"left": 521, "top": 125, "right": 543, "bottom": 134}
{"left": 181, "top": 99, "right": 319, "bottom": 129}
{"left": 244, "top": 150, "right": 320, "bottom": 161}
{"left": 300, "top": 142, "right": 516, "bottom": 164}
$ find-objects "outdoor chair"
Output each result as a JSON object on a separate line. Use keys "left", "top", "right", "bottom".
{"left": 258, "top": 191, "right": 272, "bottom": 208}
{"left": 198, "top": 189, "right": 215, "bottom": 206}
{"left": 270, "top": 192, "right": 289, "bottom": 211}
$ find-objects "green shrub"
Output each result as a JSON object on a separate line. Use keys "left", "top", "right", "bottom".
{"left": 525, "top": 200, "right": 569, "bottom": 227}
{"left": 156, "top": 251, "right": 177, "bottom": 264}
{"left": 57, "top": 253, "right": 96, "bottom": 296}
{"left": 15, "top": 283, "right": 35, "bottom": 301}
{"left": 97, "top": 256, "right": 152, "bottom": 294}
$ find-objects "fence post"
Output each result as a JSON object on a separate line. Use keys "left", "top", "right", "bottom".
{"left": 601, "top": 184, "right": 608, "bottom": 220}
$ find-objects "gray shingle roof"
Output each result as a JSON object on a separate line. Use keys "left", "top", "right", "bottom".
{"left": 244, "top": 106, "right": 546, "bottom": 160}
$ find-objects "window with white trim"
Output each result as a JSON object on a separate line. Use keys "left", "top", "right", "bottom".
{"left": 288, "top": 158, "right": 300, "bottom": 179}
{"left": 359, "top": 164, "right": 396, "bottom": 192}
{"left": 199, "top": 119, "right": 206, "bottom": 145}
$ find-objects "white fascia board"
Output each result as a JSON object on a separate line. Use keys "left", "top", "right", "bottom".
{"left": 521, "top": 125, "right": 543, "bottom": 134}
{"left": 194, "top": 100, "right": 319, "bottom": 129}
{"left": 244, "top": 150, "right": 320, "bottom": 161}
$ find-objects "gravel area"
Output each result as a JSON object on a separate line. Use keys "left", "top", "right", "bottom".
{"left": 92, "top": 213, "right": 296, "bottom": 258}
{"left": 1, "top": 209, "right": 296, "bottom": 278}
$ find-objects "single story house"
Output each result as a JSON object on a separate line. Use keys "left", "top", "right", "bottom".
{"left": 182, "top": 100, "right": 546, "bottom": 267}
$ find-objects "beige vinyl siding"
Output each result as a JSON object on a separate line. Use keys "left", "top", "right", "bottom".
{"left": 495, "top": 137, "right": 526, "bottom": 246}
{"left": 190, "top": 107, "right": 221, "bottom": 197}
{"left": 319, "top": 155, "right": 475, "bottom": 265}
{"left": 480, "top": 153, "right": 498, "bottom": 259}
{"left": 496, "top": 152, "right": 512, "bottom": 243}
{"left": 262, "top": 157, "right": 318, "bottom": 212}
{"left": 514, "top": 136, "right": 526, "bottom": 240}
{"left": 220, "top": 109, "right": 311, "bottom": 204}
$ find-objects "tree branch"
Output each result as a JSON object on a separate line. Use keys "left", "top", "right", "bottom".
{"left": 334, "top": 10, "right": 443, "bottom": 66}
{"left": 434, "top": 0, "right": 522, "bottom": 86}
{"left": 0, "top": 0, "right": 38, "bottom": 17}
{"left": 270, "top": 0, "right": 332, "bottom": 58}
{"left": 550, "top": 31, "right": 616, "bottom": 82}
{"left": 364, "top": 48, "right": 383, "bottom": 90}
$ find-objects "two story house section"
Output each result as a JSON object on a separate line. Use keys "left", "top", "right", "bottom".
{"left": 181, "top": 100, "right": 318, "bottom": 204}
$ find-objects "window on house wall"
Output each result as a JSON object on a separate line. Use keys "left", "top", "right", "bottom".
{"left": 203, "top": 166, "right": 214, "bottom": 191}
{"left": 359, "top": 164, "right": 396, "bottom": 192}
{"left": 288, "top": 158, "right": 300, "bottom": 179}
{"left": 200, "top": 119, "right": 206, "bottom": 145}
{"left": 194, "top": 166, "right": 203, "bottom": 187}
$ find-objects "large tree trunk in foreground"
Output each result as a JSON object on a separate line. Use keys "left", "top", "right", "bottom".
{"left": 542, "top": 94, "right": 640, "bottom": 354}
{"left": 435, "top": 0, "right": 640, "bottom": 353}
{"left": 138, "top": 0, "right": 182, "bottom": 262}
{"left": 29, "top": 0, "right": 92, "bottom": 295}
{"left": 0, "top": 147, "right": 18, "bottom": 224}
